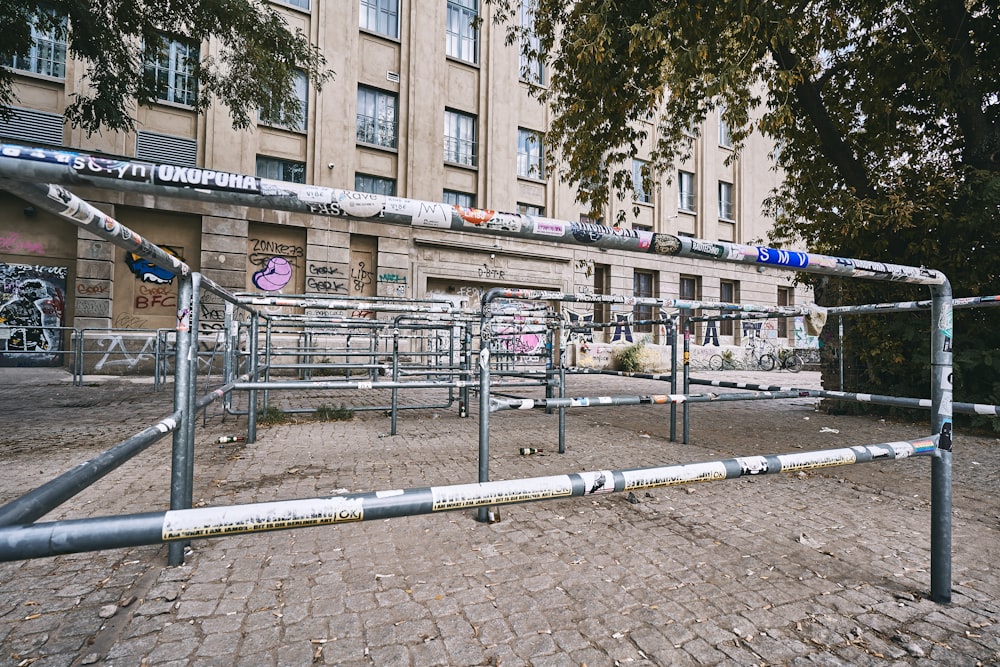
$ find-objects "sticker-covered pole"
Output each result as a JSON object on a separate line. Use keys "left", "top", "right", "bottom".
{"left": 168, "top": 273, "right": 194, "bottom": 566}
{"left": 930, "top": 281, "right": 953, "bottom": 603}
{"left": 477, "top": 348, "right": 491, "bottom": 523}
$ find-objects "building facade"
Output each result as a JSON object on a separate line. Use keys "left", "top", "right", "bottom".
{"left": 0, "top": 1, "right": 812, "bottom": 368}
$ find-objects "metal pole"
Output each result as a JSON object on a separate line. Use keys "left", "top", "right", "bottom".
{"left": 683, "top": 322, "right": 691, "bottom": 444}
{"left": 247, "top": 313, "right": 260, "bottom": 444}
{"left": 838, "top": 315, "right": 845, "bottom": 391}
{"left": 558, "top": 365, "right": 567, "bottom": 454}
{"left": 391, "top": 325, "right": 399, "bottom": 435}
{"left": 929, "top": 280, "right": 953, "bottom": 603}
{"left": 168, "top": 274, "right": 194, "bottom": 566}
{"left": 669, "top": 319, "right": 677, "bottom": 442}
{"left": 477, "top": 348, "right": 491, "bottom": 523}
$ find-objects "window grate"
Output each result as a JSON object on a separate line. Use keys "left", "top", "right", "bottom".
{"left": 0, "top": 107, "right": 64, "bottom": 146}
{"left": 135, "top": 131, "right": 197, "bottom": 167}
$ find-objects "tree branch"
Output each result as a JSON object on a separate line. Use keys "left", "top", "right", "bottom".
{"left": 768, "top": 40, "right": 877, "bottom": 199}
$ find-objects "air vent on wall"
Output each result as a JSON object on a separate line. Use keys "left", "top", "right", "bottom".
{"left": 135, "top": 130, "right": 198, "bottom": 167}
{"left": 386, "top": 71, "right": 400, "bottom": 83}
{"left": 0, "top": 107, "right": 64, "bottom": 146}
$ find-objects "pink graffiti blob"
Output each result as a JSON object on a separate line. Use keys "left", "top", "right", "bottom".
{"left": 252, "top": 256, "right": 293, "bottom": 291}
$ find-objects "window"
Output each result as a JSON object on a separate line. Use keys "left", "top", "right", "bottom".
{"left": 517, "top": 202, "right": 544, "bottom": 216}
{"left": 260, "top": 70, "right": 308, "bottom": 131}
{"left": 5, "top": 9, "right": 66, "bottom": 78}
{"left": 256, "top": 156, "right": 305, "bottom": 184}
{"left": 279, "top": 0, "right": 310, "bottom": 8}
{"left": 719, "top": 111, "right": 732, "bottom": 148}
{"left": 678, "top": 171, "right": 695, "bottom": 212}
{"left": 518, "top": 0, "right": 544, "bottom": 84}
{"left": 446, "top": 0, "right": 479, "bottom": 64}
{"left": 633, "top": 270, "right": 657, "bottom": 333}
{"left": 777, "top": 286, "right": 793, "bottom": 340}
{"left": 443, "top": 190, "right": 474, "bottom": 208}
{"left": 444, "top": 109, "right": 477, "bottom": 167}
{"left": 144, "top": 35, "right": 199, "bottom": 106}
{"left": 678, "top": 275, "right": 701, "bottom": 339}
{"left": 632, "top": 159, "right": 651, "bottom": 204}
{"left": 593, "top": 263, "right": 611, "bottom": 330}
{"left": 580, "top": 212, "right": 604, "bottom": 225}
{"left": 718, "top": 181, "right": 734, "bottom": 220}
{"left": 357, "top": 85, "right": 398, "bottom": 148}
{"left": 360, "top": 0, "right": 398, "bottom": 38}
{"left": 355, "top": 173, "right": 396, "bottom": 196}
{"left": 517, "top": 128, "right": 544, "bottom": 179}
{"left": 719, "top": 280, "right": 739, "bottom": 337}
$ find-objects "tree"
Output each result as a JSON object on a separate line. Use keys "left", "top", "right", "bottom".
{"left": 492, "top": 0, "right": 1000, "bottom": 420}
{"left": 0, "top": 2, "right": 332, "bottom": 134}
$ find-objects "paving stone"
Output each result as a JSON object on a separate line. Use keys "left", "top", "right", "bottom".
{"left": 2, "top": 370, "right": 999, "bottom": 665}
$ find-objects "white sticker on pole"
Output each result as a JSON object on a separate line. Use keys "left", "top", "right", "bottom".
{"left": 622, "top": 461, "right": 726, "bottom": 490}
{"left": 163, "top": 497, "right": 364, "bottom": 540}
{"left": 430, "top": 476, "right": 573, "bottom": 511}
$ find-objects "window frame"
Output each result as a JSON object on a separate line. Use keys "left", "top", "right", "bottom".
{"left": 719, "top": 280, "right": 739, "bottom": 337}
{"left": 516, "top": 202, "right": 544, "bottom": 217}
{"left": 678, "top": 274, "right": 701, "bottom": 340}
{"left": 356, "top": 85, "right": 399, "bottom": 149}
{"left": 633, "top": 269, "right": 657, "bottom": 334}
{"left": 446, "top": 0, "right": 479, "bottom": 65}
{"left": 355, "top": 173, "right": 396, "bottom": 196}
{"left": 632, "top": 159, "right": 651, "bottom": 204}
{"left": 443, "top": 189, "right": 475, "bottom": 208}
{"left": 677, "top": 170, "right": 696, "bottom": 213}
{"left": 360, "top": 0, "right": 398, "bottom": 38}
{"left": 719, "top": 112, "right": 732, "bottom": 148}
{"left": 443, "top": 108, "right": 478, "bottom": 167}
{"left": 518, "top": 0, "right": 544, "bottom": 84}
{"left": 6, "top": 9, "right": 67, "bottom": 78}
{"left": 144, "top": 34, "right": 199, "bottom": 107}
{"left": 777, "top": 286, "right": 793, "bottom": 340}
{"left": 718, "top": 180, "right": 734, "bottom": 221}
{"left": 517, "top": 127, "right": 545, "bottom": 179}
{"left": 256, "top": 155, "right": 306, "bottom": 184}
{"left": 259, "top": 69, "right": 308, "bottom": 132}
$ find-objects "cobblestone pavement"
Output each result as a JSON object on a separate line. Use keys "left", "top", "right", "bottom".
{"left": 1, "top": 367, "right": 999, "bottom": 666}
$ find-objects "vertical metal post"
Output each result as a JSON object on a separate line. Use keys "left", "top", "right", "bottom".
{"left": 930, "top": 281, "right": 953, "bottom": 603}
{"left": 558, "top": 365, "right": 566, "bottom": 454}
{"left": 683, "top": 322, "right": 691, "bottom": 444}
{"left": 391, "top": 326, "right": 400, "bottom": 435}
{"left": 247, "top": 313, "right": 260, "bottom": 444}
{"left": 459, "top": 322, "right": 471, "bottom": 418}
{"left": 168, "top": 274, "right": 194, "bottom": 566}
{"left": 476, "top": 348, "right": 491, "bottom": 523}
{"left": 181, "top": 273, "right": 202, "bottom": 530}
{"left": 838, "top": 315, "right": 845, "bottom": 391}
{"left": 668, "top": 318, "right": 677, "bottom": 442}
{"left": 263, "top": 318, "right": 272, "bottom": 413}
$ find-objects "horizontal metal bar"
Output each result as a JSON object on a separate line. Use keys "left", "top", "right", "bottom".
{"left": 0, "top": 437, "right": 937, "bottom": 561}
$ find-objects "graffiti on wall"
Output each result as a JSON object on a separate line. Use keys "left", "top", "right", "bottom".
{"left": 351, "top": 260, "right": 373, "bottom": 293}
{"left": 610, "top": 313, "right": 634, "bottom": 343}
{"left": 377, "top": 271, "right": 407, "bottom": 297}
{"left": 0, "top": 231, "right": 45, "bottom": 256}
{"left": 307, "top": 263, "right": 347, "bottom": 294}
{"left": 0, "top": 263, "right": 67, "bottom": 366}
{"left": 563, "top": 309, "right": 594, "bottom": 343}
{"left": 125, "top": 246, "right": 184, "bottom": 284}
{"left": 249, "top": 238, "right": 303, "bottom": 292}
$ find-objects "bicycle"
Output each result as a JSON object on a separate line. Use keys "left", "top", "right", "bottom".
{"left": 758, "top": 346, "right": 803, "bottom": 372}
{"left": 708, "top": 336, "right": 774, "bottom": 371}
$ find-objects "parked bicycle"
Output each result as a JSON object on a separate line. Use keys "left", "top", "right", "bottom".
{"left": 758, "top": 346, "right": 804, "bottom": 372}
{"left": 708, "top": 336, "right": 775, "bottom": 371}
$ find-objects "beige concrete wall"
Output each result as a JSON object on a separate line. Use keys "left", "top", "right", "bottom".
{"left": 0, "top": 0, "right": 815, "bottom": 371}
